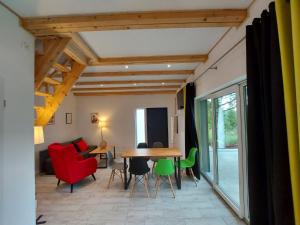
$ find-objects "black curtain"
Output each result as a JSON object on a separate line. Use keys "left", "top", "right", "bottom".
{"left": 146, "top": 108, "right": 169, "bottom": 147}
{"left": 246, "top": 2, "right": 294, "bottom": 225}
{"left": 185, "top": 82, "right": 200, "bottom": 179}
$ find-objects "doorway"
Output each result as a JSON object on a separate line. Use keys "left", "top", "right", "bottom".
{"left": 135, "top": 107, "right": 169, "bottom": 147}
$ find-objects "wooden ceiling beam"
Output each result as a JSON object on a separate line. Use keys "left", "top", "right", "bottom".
{"left": 76, "top": 79, "right": 185, "bottom": 85}
{"left": 74, "top": 90, "right": 176, "bottom": 96}
{"left": 81, "top": 70, "right": 193, "bottom": 77}
{"left": 22, "top": 9, "right": 247, "bottom": 35}
{"left": 72, "top": 85, "right": 181, "bottom": 91}
{"left": 91, "top": 54, "right": 207, "bottom": 66}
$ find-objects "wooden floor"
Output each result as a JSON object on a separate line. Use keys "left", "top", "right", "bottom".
{"left": 36, "top": 167, "right": 246, "bottom": 225}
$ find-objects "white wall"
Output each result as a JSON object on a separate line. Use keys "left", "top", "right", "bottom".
{"left": 189, "top": 0, "right": 273, "bottom": 97}
{"left": 174, "top": 109, "right": 186, "bottom": 158}
{"left": 0, "top": 76, "right": 4, "bottom": 225}
{"left": 76, "top": 94, "right": 176, "bottom": 154}
{"left": 0, "top": 5, "right": 35, "bottom": 225}
{"left": 35, "top": 94, "right": 79, "bottom": 172}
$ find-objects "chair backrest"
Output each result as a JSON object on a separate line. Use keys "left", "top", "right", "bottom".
{"left": 152, "top": 142, "right": 164, "bottom": 148}
{"left": 129, "top": 157, "right": 150, "bottom": 175}
{"left": 48, "top": 143, "right": 79, "bottom": 179}
{"left": 155, "top": 159, "right": 174, "bottom": 176}
{"left": 137, "top": 142, "right": 148, "bottom": 148}
{"left": 186, "top": 147, "right": 198, "bottom": 166}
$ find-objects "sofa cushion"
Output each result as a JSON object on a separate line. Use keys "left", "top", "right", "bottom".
{"left": 75, "top": 139, "right": 89, "bottom": 152}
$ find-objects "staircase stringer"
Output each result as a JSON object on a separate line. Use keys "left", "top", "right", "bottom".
{"left": 35, "top": 62, "right": 85, "bottom": 126}
{"left": 35, "top": 37, "right": 71, "bottom": 90}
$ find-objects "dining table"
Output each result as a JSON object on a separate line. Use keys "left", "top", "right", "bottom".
{"left": 121, "top": 148, "right": 182, "bottom": 190}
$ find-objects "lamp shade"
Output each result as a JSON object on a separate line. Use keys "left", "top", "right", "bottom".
{"left": 34, "top": 126, "right": 44, "bottom": 145}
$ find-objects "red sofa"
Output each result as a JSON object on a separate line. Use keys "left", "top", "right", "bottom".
{"left": 48, "top": 143, "right": 97, "bottom": 193}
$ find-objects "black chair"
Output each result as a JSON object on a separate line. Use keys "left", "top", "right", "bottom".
{"left": 137, "top": 142, "right": 150, "bottom": 161}
{"left": 137, "top": 142, "right": 148, "bottom": 148}
{"left": 129, "top": 157, "right": 150, "bottom": 198}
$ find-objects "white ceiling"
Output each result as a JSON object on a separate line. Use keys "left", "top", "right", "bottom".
{"left": 2, "top": 0, "right": 251, "bottom": 93}
{"left": 3, "top": 0, "right": 252, "bottom": 17}
{"left": 79, "top": 75, "right": 188, "bottom": 82}
{"left": 81, "top": 28, "right": 227, "bottom": 57}
{"left": 84, "top": 63, "right": 200, "bottom": 73}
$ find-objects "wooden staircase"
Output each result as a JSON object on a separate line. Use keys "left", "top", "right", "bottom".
{"left": 34, "top": 37, "right": 86, "bottom": 126}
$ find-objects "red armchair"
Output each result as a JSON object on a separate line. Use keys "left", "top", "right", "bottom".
{"left": 48, "top": 143, "right": 97, "bottom": 193}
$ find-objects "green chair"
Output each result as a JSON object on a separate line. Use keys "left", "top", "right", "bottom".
{"left": 154, "top": 159, "right": 175, "bottom": 198}
{"left": 177, "top": 147, "right": 198, "bottom": 186}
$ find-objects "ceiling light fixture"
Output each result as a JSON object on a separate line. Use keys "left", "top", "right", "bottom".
{"left": 133, "top": 83, "right": 137, "bottom": 86}
{"left": 167, "top": 64, "right": 171, "bottom": 68}
{"left": 125, "top": 65, "right": 129, "bottom": 69}
{"left": 162, "top": 82, "right": 165, "bottom": 85}
{"left": 100, "top": 84, "right": 104, "bottom": 87}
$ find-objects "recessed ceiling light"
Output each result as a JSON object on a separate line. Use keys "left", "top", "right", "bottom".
{"left": 125, "top": 65, "right": 129, "bottom": 69}
{"left": 133, "top": 83, "right": 137, "bottom": 86}
{"left": 100, "top": 84, "right": 104, "bottom": 87}
{"left": 167, "top": 64, "right": 171, "bottom": 68}
{"left": 162, "top": 82, "right": 165, "bottom": 85}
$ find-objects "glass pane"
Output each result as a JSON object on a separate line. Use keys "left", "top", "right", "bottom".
{"left": 136, "top": 109, "right": 146, "bottom": 145}
{"left": 199, "top": 99, "right": 214, "bottom": 181}
{"left": 215, "top": 93, "right": 240, "bottom": 206}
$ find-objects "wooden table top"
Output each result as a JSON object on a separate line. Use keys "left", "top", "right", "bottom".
{"left": 89, "top": 146, "right": 112, "bottom": 154}
{"left": 121, "top": 148, "right": 182, "bottom": 158}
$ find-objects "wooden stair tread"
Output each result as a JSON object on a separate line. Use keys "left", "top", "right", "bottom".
{"left": 34, "top": 106, "right": 45, "bottom": 111}
{"left": 53, "top": 63, "right": 71, "bottom": 73}
{"left": 35, "top": 91, "right": 52, "bottom": 97}
{"left": 44, "top": 77, "right": 62, "bottom": 85}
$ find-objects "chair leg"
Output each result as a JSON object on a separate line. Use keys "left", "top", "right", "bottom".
{"left": 168, "top": 175, "right": 176, "bottom": 198}
{"left": 70, "top": 184, "right": 73, "bottom": 193}
{"left": 144, "top": 175, "right": 150, "bottom": 198}
{"left": 189, "top": 168, "right": 198, "bottom": 187}
{"left": 130, "top": 175, "right": 137, "bottom": 197}
{"left": 120, "top": 170, "right": 124, "bottom": 183}
{"left": 155, "top": 176, "right": 160, "bottom": 198}
{"left": 152, "top": 161, "right": 156, "bottom": 174}
{"left": 107, "top": 170, "right": 114, "bottom": 189}
{"left": 57, "top": 179, "right": 60, "bottom": 186}
{"left": 92, "top": 174, "right": 96, "bottom": 181}
{"left": 112, "top": 170, "right": 115, "bottom": 182}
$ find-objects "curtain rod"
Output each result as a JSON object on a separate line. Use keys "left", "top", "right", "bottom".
{"left": 192, "top": 36, "right": 246, "bottom": 83}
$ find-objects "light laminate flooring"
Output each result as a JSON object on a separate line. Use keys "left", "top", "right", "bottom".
{"left": 36, "top": 168, "right": 246, "bottom": 225}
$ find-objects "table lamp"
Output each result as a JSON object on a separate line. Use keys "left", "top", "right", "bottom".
{"left": 34, "top": 126, "right": 44, "bottom": 145}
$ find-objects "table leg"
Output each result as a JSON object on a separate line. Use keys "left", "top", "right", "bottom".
{"left": 124, "top": 157, "right": 127, "bottom": 189}
{"left": 174, "top": 157, "right": 178, "bottom": 181}
{"left": 124, "top": 157, "right": 132, "bottom": 190}
{"left": 178, "top": 157, "right": 181, "bottom": 189}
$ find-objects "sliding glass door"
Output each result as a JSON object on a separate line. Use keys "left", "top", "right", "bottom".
{"left": 215, "top": 92, "right": 240, "bottom": 206}
{"left": 196, "top": 83, "right": 248, "bottom": 218}
{"left": 198, "top": 99, "right": 214, "bottom": 181}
